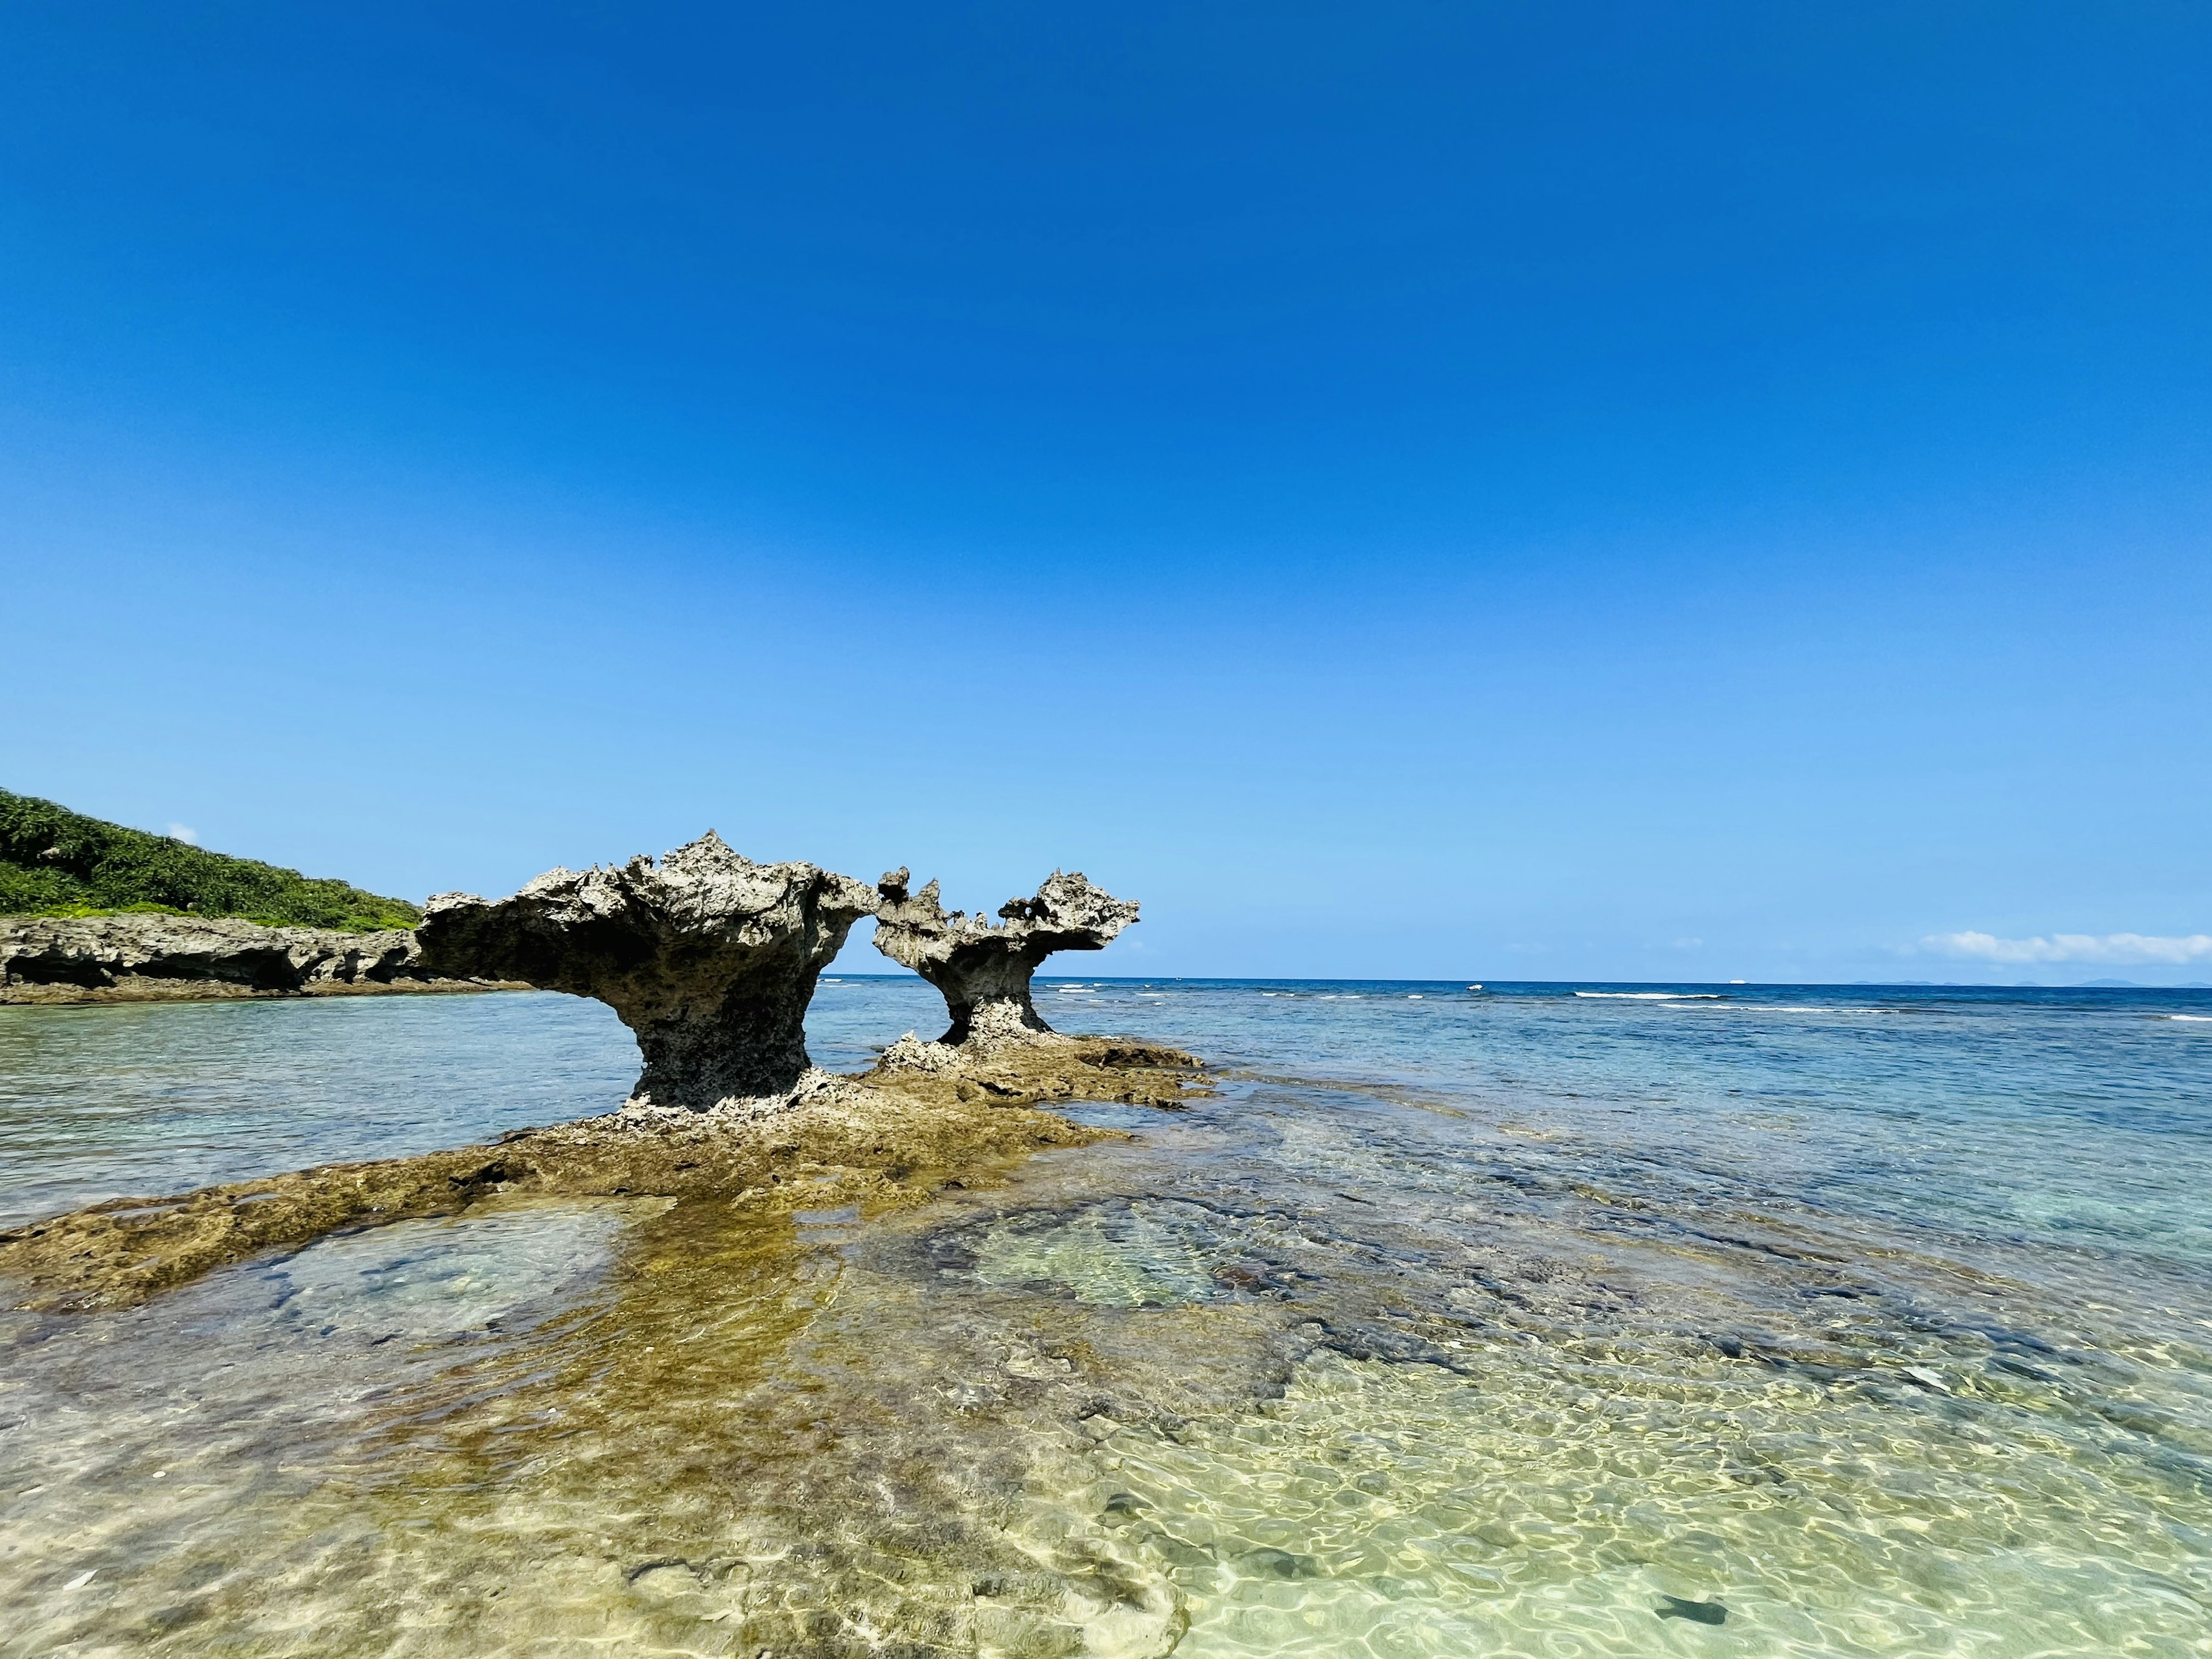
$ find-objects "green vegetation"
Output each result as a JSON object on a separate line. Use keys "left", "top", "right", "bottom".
{"left": 0, "top": 789, "right": 421, "bottom": 932}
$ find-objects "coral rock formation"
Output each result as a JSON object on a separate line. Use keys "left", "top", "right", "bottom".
{"left": 0, "top": 913, "right": 472, "bottom": 1004}
{"left": 872, "top": 868, "right": 1139, "bottom": 1044}
{"left": 416, "top": 833, "right": 877, "bottom": 1111}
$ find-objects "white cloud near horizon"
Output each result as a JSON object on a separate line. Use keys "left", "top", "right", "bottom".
{"left": 1922, "top": 930, "right": 2212, "bottom": 965}
{"left": 167, "top": 823, "right": 198, "bottom": 844}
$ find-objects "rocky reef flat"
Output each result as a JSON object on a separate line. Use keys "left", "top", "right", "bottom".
{"left": 0, "top": 912, "right": 522, "bottom": 1005}
{"left": 0, "top": 1034, "right": 1206, "bottom": 1312}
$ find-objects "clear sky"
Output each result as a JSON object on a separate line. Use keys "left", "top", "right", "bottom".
{"left": 3, "top": 3, "right": 2208, "bottom": 984}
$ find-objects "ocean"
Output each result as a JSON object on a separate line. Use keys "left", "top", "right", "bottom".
{"left": 2, "top": 978, "right": 2209, "bottom": 1656}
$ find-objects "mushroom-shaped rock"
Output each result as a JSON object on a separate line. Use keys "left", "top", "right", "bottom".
{"left": 872, "top": 868, "right": 1138, "bottom": 1044}
{"left": 416, "top": 833, "right": 877, "bottom": 1110}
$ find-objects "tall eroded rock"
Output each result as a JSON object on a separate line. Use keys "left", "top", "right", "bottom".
{"left": 872, "top": 869, "right": 1138, "bottom": 1044}
{"left": 417, "top": 833, "right": 877, "bottom": 1109}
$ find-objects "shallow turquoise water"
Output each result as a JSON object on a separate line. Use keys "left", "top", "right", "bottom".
{"left": 2, "top": 978, "right": 2209, "bottom": 1656}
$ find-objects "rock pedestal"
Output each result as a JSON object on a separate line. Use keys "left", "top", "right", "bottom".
{"left": 418, "top": 833, "right": 877, "bottom": 1109}
{"left": 871, "top": 869, "right": 1138, "bottom": 1044}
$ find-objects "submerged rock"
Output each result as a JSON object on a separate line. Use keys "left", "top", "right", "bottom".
{"left": 871, "top": 869, "right": 1139, "bottom": 1044}
{"left": 1238, "top": 1546, "right": 1319, "bottom": 1580}
{"left": 0, "top": 912, "right": 473, "bottom": 1004}
{"left": 416, "top": 833, "right": 877, "bottom": 1111}
{"left": 1656, "top": 1595, "right": 1729, "bottom": 1625}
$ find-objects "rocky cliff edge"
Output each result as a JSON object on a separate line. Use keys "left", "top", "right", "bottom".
{"left": 0, "top": 912, "right": 513, "bottom": 1005}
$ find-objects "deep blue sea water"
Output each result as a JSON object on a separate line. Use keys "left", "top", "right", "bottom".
{"left": 3, "top": 978, "right": 2209, "bottom": 1656}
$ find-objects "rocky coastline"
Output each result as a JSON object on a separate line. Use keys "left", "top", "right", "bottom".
{"left": 0, "top": 912, "right": 523, "bottom": 1005}
{"left": 0, "top": 833, "right": 1201, "bottom": 1312}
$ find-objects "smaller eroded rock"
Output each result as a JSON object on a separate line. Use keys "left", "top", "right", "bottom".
{"left": 872, "top": 869, "right": 1138, "bottom": 1044}
{"left": 416, "top": 833, "right": 876, "bottom": 1111}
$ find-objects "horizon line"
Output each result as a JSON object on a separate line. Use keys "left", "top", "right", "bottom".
{"left": 815, "top": 974, "right": 2212, "bottom": 990}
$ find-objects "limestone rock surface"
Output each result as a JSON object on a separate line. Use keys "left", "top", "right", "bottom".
{"left": 417, "top": 833, "right": 877, "bottom": 1111}
{"left": 0, "top": 912, "right": 448, "bottom": 1003}
{"left": 872, "top": 869, "right": 1138, "bottom": 1044}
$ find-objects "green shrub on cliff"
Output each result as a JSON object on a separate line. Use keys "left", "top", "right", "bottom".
{"left": 0, "top": 789, "right": 421, "bottom": 931}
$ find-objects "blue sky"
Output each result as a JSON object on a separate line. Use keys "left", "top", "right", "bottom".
{"left": 3, "top": 3, "right": 2208, "bottom": 983}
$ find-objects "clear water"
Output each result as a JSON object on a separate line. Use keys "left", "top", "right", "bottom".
{"left": 2, "top": 978, "right": 2209, "bottom": 1656}
{"left": 0, "top": 993, "right": 639, "bottom": 1226}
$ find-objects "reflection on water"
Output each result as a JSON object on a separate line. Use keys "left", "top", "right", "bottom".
{"left": 2, "top": 979, "right": 2210, "bottom": 1655}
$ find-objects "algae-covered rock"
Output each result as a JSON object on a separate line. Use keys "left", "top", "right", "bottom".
{"left": 0, "top": 1035, "right": 1208, "bottom": 1312}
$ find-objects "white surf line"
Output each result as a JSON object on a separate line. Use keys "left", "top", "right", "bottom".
{"left": 1573, "top": 991, "right": 1722, "bottom": 1000}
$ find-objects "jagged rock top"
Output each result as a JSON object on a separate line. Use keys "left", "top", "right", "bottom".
{"left": 873, "top": 868, "right": 1138, "bottom": 961}
{"left": 422, "top": 833, "right": 877, "bottom": 973}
